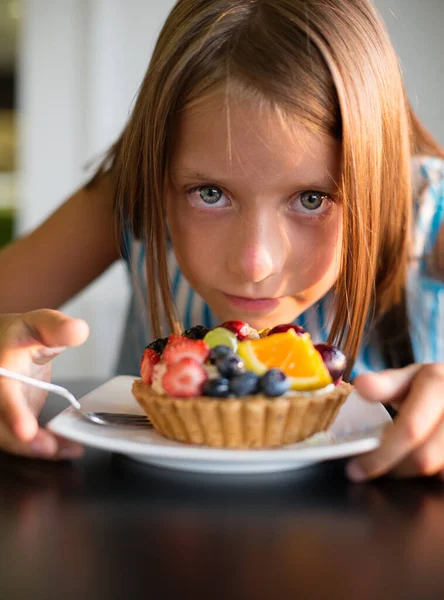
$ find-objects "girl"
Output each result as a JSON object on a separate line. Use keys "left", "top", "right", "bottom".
{"left": 0, "top": 0, "right": 443, "bottom": 480}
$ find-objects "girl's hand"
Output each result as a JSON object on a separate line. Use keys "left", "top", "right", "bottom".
{"left": 346, "top": 364, "right": 444, "bottom": 481}
{"left": 0, "top": 310, "right": 89, "bottom": 460}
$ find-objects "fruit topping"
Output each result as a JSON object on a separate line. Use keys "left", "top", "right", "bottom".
{"left": 229, "top": 372, "right": 259, "bottom": 396}
{"left": 147, "top": 337, "right": 169, "bottom": 355}
{"left": 162, "top": 338, "right": 210, "bottom": 365}
{"left": 215, "top": 354, "right": 246, "bottom": 379}
{"left": 142, "top": 322, "right": 338, "bottom": 399}
{"left": 203, "top": 364, "right": 220, "bottom": 380}
{"left": 202, "top": 377, "right": 230, "bottom": 398}
{"left": 151, "top": 361, "right": 168, "bottom": 395}
{"left": 203, "top": 327, "right": 238, "bottom": 351}
{"left": 164, "top": 334, "right": 186, "bottom": 348}
{"left": 314, "top": 344, "right": 347, "bottom": 382}
{"left": 140, "top": 348, "right": 161, "bottom": 384}
{"left": 268, "top": 323, "right": 306, "bottom": 336}
{"left": 182, "top": 325, "right": 210, "bottom": 340}
{"left": 259, "top": 369, "right": 289, "bottom": 397}
{"left": 220, "top": 320, "right": 260, "bottom": 340}
{"left": 209, "top": 345, "right": 234, "bottom": 364}
{"left": 162, "top": 358, "right": 207, "bottom": 397}
{"left": 258, "top": 328, "right": 271, "bottom": 338}
{"left": 237, "top": 329, "right": 332, "bottom": 390}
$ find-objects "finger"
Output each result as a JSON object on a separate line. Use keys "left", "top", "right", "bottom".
{"left": 353, "top": 364, "right": 423, "bottom": 406}
{"left": 23, "top": 309, "right": 89, "bottom": 349}
{"left": 347, "top": 365, "right": 444, "bottom": 481}
{"left": 53, "top": 436, "right": 84, "bottom": 460}
{"left": 0, "top": 312, "right": 88, "bottom": 442}
{"left": 0, "top": 310, "right": 89, "bottom": 369}
{"left": 390, "top": 417, "right": 444, "bottom": 478}
{"left": 0, "top": 377, "right": 40, "bottom": 440}
{"left": 31, "top": 346, "right": 67, "bottom": 366}
{"left": 0, "top": 421, "right": 83, "bottom": 460}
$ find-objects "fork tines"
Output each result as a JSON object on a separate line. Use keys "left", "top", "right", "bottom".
{"left": 95, "top": 412, "right": 152, "bottom": 426}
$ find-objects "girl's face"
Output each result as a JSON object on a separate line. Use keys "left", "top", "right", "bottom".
{"left": 166, "top": 92, "right": 342, "bottom": 330}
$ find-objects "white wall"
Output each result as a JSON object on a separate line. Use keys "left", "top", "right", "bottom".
{"left": 18, "top": 0, "right": 176, "bottom": 379}
{"left": 373, "top": 0, "right": 444, "bottom": 144}
{"left": 17, "top": 0, "right": 444, "bottom": 379}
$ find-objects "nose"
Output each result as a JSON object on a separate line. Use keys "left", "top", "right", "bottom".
{"left": 228, "top": 212, "right": 287, "bottom": 283}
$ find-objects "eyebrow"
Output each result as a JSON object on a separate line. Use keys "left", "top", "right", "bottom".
{"left": 176, "top": 171, "right": 218, "bottom": 182}
{"left": 175, "top": 169, "right": 338, "bottom": 191}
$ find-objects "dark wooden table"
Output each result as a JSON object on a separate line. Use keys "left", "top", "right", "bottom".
{"left": 1, "top": 380, "right": 444, "bottom": 600}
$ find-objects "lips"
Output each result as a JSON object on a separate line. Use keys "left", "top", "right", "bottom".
{"left": 222, "top": 293, "right": 281, "bottom": 312}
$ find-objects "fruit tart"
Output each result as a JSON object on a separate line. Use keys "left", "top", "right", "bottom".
{"left": 132, "top": 321, "right": 352, "bottom": 449}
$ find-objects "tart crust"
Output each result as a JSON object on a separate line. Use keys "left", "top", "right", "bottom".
{"left": 132, "top": 380, "right": 352, "bottom": 449}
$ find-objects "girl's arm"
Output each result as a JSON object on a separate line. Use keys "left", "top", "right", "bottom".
{"left": 346, "top": 364, "right": 444, "bottom": 481}
{"left": 0, "top": 176, "right": 121, "bottom": 460}
{"left": 0, "top": 174, "right": 120, "bottom": 313}
{"left": 346, "top": 163, "right": 444, "bottom": 482}
{"left": 433, "top": 224, "right": 444, "bottom": 278}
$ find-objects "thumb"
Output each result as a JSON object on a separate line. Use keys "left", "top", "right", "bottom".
{"left": 22, "top": 309, "right": 89, "bottom": 350}
{"left": 353, "top": 363, "right": 422, "bottom": 406}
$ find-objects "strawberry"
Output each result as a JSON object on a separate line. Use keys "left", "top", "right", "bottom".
{"left": 164, "top": 334, "right": 184, "bottom": 348}
{"left": 162, "top": 338, "right": 210, "bottom": 365}
{"left": 140, "top": 348, "right": 161, "bottom": 384}
{"left": 162, "top": 358, "right": 208, "bottom": 397}
{"left": 220, "top": 320, "right": 260, "bottom": 340}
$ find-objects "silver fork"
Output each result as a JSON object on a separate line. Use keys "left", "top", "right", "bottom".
{"left": 0, "top": 367, "right": 152, "bottom": 427}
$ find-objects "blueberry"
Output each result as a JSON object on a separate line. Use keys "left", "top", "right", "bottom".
{"left": 259, "top": 369, "right": 289, "bottom": 397}
{"left": 202, "top": 378, "right": 230, "bottom": 398}
{"left": 182, "top": 325, "right": 210, "bottom": 340}
{"left": 229, "top": 372, "right": 259, "bottom": 397}
{"left": 209, "top": 345, "right": 234, "bottom": 364}
{"left": 215, "top": 354, "right": 245, "bottom": 379}
{"left": 147, "top": 337, "right": 169, "bottom": 354}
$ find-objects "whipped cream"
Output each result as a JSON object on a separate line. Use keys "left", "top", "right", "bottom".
{"left": 203, "top": 364, "right": 220, "bottom": 380}
{"left": 284, "top": 383, "right": 335, "bottom": 397}
{"left": 151, "top": 362, "right": 168, "bottom": 395}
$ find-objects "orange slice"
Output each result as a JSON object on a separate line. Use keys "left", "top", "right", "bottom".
{"left": 237, "top": 329, "right": 332, "bottom": 390}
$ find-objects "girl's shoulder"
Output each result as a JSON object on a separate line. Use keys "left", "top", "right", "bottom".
{"left": 412, "top": 155, "right": 444, "bottom": 200}
{"left": 411, "top": 155, "right": 444, "bottom": 258}
{"left": 404, "top": 155, "right": 444, "bottom": 366}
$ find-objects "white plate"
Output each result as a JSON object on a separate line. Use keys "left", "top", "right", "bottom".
{"left": 47, "top": 376, "right": 391, "bottom": 474}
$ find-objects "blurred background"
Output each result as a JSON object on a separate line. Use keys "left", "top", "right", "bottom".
{"left": 0, "top": 0, "right": 443, "bottom": 380}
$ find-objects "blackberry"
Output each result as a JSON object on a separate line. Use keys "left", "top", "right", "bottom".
{"left": 146, "top": 337, "right": 169, "bottom": 355}
{"left": 182, "top": 325, "right": 210, "bottom": 340}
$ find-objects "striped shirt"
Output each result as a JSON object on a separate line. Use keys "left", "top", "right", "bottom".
{"left": 115, "top": 156, "right": 444, "bottom": 378}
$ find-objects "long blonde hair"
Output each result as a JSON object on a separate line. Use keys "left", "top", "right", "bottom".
{"left": 92, "top": 0, "right": 443, "bottom": 371}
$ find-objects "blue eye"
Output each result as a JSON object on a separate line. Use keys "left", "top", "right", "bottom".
{"left": 199, "top": 186, "right": 222, "bottom": 204}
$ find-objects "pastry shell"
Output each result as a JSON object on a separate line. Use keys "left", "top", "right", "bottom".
{"left": 132, "top": 380, "right": 352, "bottom": 449}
